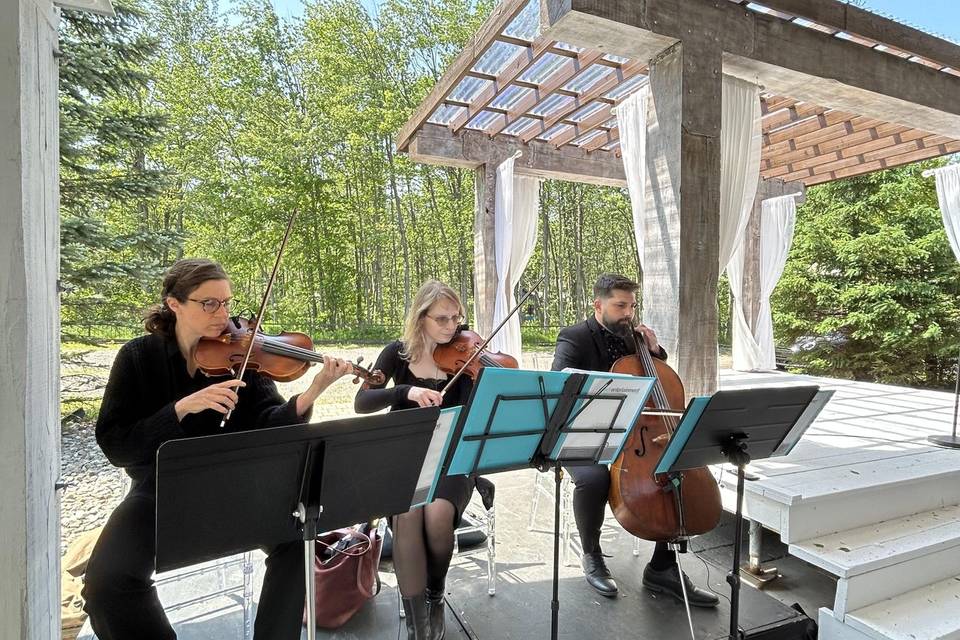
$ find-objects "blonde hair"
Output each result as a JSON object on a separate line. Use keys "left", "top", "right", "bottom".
{"left": 400, "top": 279, "right": 464, "bottom": 362}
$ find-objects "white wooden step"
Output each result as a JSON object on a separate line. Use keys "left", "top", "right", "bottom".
{"left": 844, "top": 574, "right": 960, "bottom": 640}
{"left": 719, "top": 448, "right": 960, "bottom": 542}
{"left": 789, "top": 505, "right": 960, "bottom": 579}
{"left": 788, "top": 505, "right": 960, "bottom": 616}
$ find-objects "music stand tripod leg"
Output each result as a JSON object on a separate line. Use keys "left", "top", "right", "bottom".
{"left": 295, "top": 502, "right": 320, "bottom": 640}
{"left": 722, "top": 436, "right": 751, "bottom": 640}
{"left": 551, "top": 462, "right": 562, "bottom": 640}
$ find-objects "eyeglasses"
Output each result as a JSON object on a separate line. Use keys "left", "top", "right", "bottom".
{"left": 426, "top": 313, "right": 464, "bottom": 327}
{"left": 188, "top": 298, "right": 232, "bottom": 314}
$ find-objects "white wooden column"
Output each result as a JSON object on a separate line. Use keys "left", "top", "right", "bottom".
{"left": 0, "top": 0, "right": 62, "bottom": 637}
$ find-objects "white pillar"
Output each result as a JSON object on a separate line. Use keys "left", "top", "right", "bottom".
{"left": 0, "top": 0, "right": 62, "bottom": 637}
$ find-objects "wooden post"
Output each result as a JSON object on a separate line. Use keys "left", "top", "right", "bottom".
{"left": 740, "top": 178, "right": 805, "bottom": 333}
{"left": 473, "top": 162, "right": 499, "bottom": 336}
{"left": 0, "top": 0, "right": 61, "bottom": 637}
{"left": 642, "top": 40, "right": 722, "bottom": 398}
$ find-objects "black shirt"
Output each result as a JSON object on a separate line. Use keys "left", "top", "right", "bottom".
{"left": 354, "top": 340, "right": 473, "bottom": 414}
{"left": 95, "top": 332, "right": 306, "bottom": 487}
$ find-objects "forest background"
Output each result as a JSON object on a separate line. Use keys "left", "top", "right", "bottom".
{"left": 59, "top": 0, "right": 960, "bottom": 389}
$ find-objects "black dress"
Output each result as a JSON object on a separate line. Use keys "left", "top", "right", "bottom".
{"left": 82, "top": 332, "right": 309, "bottom": 640}
{"left": 354, "top": 340, "right": 475, "bottom": 525}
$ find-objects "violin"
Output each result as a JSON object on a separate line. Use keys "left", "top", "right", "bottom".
{"left": 433, "top": 327, "right": 519, "bottom": 382}
{"left": 608, "top": 329, "right": 722, "bottom": 542}
{"left": 195, "top": 316, "right": 385, "bottom": 385}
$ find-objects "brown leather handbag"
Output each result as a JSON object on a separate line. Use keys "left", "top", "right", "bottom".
{"left": 304, "top": 522, "right": 383, "bottom": 629}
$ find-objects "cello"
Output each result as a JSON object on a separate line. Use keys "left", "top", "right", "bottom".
{"left": 608, "top": 328, "right": 722, "bottom": 542}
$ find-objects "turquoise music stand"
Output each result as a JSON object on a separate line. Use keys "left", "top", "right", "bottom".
{"left": 440, "top": 367, "right": 655, "bottom": 640}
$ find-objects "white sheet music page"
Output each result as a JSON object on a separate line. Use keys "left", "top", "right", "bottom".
{"left": 555, "top": 370, "right": 654, "bottom": 463}
{"left": 410, "top": 407, "right": 459, "bottom": 508}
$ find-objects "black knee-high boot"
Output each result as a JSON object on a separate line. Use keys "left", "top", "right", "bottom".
{"left": 425, "top": 587, "right": 445, "bottom": 640}
{"left": 401, "top": 593, "right": 431, "bottom": 640}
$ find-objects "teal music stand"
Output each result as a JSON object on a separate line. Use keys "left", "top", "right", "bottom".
{"left": 440, "top": 367, "right": 655, "bottom": 640}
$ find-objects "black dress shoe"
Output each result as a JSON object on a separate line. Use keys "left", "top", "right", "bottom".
{"left": 642, "top": 564, "right": 719, "bottom": 608}
{"left": 581, "top": 552, "right": 618, "bottom": 597}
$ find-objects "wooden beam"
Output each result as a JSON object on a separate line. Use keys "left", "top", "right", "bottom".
{"left": 542, "top": 0, "right": 960, "bottom": 138}
{"left": 582, "top": 126, "right": 619, "bottom": 152}
{"left": 396, "top": 0, "right": 529, "bottom": 151}
{"left": 769, "top": 138, "right": 960, "bottom": 184}
{"left": 407, "top": 122, "right": 627, "bottom": 187}
{"left": 448, "top": 35, "right": 556, "bottom": 133}
{"left": 1, "top": 0, "right": 61, "bottom": 636}
{"left": 484, "top": 48, "right": 605, "bottom": 136}
{"left": 518, "top": 59, "right": 646, "bottom": 142}
{"left": 741, "top": 0, "right": 960, "bottom": 71}
{"left": 549, "top": 103, "right": 614, "bottom": 147}
{"left": 762, "top": 101, "right": 829, "bottom": 134}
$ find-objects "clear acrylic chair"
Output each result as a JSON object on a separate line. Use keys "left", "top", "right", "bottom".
{"left": 116, "top": 469, "right": 256, "bottom": 639}
{"left": 529, "top": 470, "right": 642, "bottom": 566}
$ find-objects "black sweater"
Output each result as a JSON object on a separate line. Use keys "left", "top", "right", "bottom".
{"left": 95, "top": 333, "right": 306, "bottom": 486}
{"left": 354, "top": 340, "right": 473, "bottom": 413}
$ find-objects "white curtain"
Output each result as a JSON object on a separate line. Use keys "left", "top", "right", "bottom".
{"left": 719, "top": 75, "right": 763, "bottom": 272}
{"left": 935, "top": 165, "right": 960, "bottom": 263}
{"left": 729, "top": 195, "right": 797, "bottom": 371}
{"left": 616, "top": 86, "right": 650, "bottom": 269}
{"left": 490, "top": 154, "right": 540, "bottom": 361}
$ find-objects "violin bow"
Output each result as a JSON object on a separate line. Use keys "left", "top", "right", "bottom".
{"left": 440, "top": 274, "right": 545, "bottom": 396}
{"left": 220, "top": 209, "right": 299, "bottom": 428}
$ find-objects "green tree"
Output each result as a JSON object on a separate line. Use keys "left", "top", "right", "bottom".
{"left": 773, "top": 159, "right": 960, "bottom": 386}
{"left": 59, "top": 0, "right": 177, "bottom": 336}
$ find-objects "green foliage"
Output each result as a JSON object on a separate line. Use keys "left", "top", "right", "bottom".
{"left": 59, "top": 0, "right": 960, "bottom": 392}
{"left": 773, "top": 159, "right": 960, "bottom": 386}
{"left": 59, "top": 0, "right": 178, "bottom": 337}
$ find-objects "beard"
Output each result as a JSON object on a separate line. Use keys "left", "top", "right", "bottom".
{"left": 602, "top": 313, "right": 634, "bottom": 338}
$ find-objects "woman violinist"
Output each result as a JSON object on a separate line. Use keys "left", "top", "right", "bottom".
{"left": 82, "top": 258, "right": 354, "bottom": 640}
{"left": 354, "top": 279, "right": 477, "bottom": 640}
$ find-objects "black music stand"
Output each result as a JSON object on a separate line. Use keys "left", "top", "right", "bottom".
{"left": 441, "top": 367, "right": 655, "bottom": 640}
{"left": 155, "top": 407, "right": 441, "bottom": 640}
{"left": 654, "top": 386, "right": 822, "bottom": 640}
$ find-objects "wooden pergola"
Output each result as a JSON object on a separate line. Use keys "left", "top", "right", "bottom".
{"left": 399, "top": 0, "right": 960, "bottom": 396}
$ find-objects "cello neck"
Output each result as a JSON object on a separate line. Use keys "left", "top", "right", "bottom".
{"left": 630, "top": 329, "right": 670, "bottom": 411}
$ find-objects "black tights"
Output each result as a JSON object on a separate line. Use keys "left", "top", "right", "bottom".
{"left": 566, "top": 464, "right": 675, "bottom": 570}
{"left": 392, "top": 498, "right": 457, "bottom": 596}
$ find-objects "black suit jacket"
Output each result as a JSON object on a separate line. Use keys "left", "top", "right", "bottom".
{"left": 551, "top": 316, "right": 667, "bottom": 372}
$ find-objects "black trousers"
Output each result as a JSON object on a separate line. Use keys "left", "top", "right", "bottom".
{"left": 566, "top": 464, "right": 673, "bottom": 567}
{"left": 82, "top": 486, "right": 304, "bottom": 640}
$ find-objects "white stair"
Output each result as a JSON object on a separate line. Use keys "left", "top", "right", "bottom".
{"left": 718, "top": 448, "right": 960, "bottom": 543}
{"left": 716, "top": 369, "right": 960, "bottom": 640}
{"left": 789, "top": 505, "right": 960, "bottom": 617}
{"left": 819, "top": 574, "right": 960, "bottom": 640}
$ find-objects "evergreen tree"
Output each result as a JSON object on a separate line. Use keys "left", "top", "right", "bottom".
{"left": 773, "top": 159, "right": 960, "bottom": 387}
{"left": 59, "top": 0, "right": 177, "bottom": 336}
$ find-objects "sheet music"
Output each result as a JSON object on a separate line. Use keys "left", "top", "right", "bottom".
{"left": 410, "top": 407, "right": 460, "bottom": 508}
{"left": 554, "top": 370, "right": 654, "bottom": 463}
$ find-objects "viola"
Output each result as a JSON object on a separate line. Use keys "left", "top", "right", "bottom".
{"left": 433, "top": 327, "right": 519, "bottom": 382}
{"left": 195, "top": 316, "right": 385, "bottom": 385}
{"left": 608, "top": 330, "right": 722, "bottom": 542}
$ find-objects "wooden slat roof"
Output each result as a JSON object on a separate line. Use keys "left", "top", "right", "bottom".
{"left": 399, "top": 0, "right": 960, "bottom": 187}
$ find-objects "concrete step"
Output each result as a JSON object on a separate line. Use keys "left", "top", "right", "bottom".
{"left": 843, "top": 573, "right": 960, "bottom": 640}
{"left": 788, "top": 504, "right": 960, "bottom": 616}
